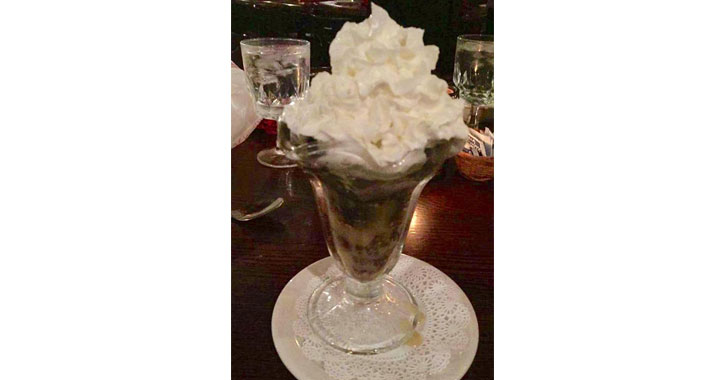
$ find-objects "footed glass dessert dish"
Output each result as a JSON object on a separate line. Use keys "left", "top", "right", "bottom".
{"left": 280, "top": 123, "right": 465, "bottom": 354}
{"left": 276, "top": 2, "right": 468, "bottom": 355}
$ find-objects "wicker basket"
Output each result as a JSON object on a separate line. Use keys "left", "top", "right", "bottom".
{"left": 455, "top": 151, "right": 494, "bottom": 182}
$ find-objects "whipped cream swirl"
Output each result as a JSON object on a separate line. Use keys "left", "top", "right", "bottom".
{"left": 281, "top": 3, "right": 467, "bottom": 170}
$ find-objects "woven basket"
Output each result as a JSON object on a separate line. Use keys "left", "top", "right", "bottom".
{"left": 455, "top": 151, "right": 494, "bottom": 182}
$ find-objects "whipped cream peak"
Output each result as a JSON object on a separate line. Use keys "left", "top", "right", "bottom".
{"left": 281, "top": 3, "right": 467, "bottom": 170}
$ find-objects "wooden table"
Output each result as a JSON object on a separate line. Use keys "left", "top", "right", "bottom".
{"left": 232, "top": 129, "right": 493, "bottom": 379}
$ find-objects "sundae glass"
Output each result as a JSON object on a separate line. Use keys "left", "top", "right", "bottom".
{"left": 279, "top": 4, "right": 468, "bottom": 354}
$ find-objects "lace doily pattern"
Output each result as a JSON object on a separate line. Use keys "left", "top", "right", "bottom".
{"left": 292, "top": 255, "right": 472, "bottom": 380}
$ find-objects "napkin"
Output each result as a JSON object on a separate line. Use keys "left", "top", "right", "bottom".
{"left": 232, "top": 62, "right": 261, "bottom": 148}
{"left": 462, "top": 127, "right": 494, "bottom": 157}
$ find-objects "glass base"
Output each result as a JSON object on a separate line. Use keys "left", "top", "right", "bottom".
{"left": 307, "top": 275, "right": 421, "bottom": 354}
{"left": 257, "top": 148, "right": 297, "bottom": 169}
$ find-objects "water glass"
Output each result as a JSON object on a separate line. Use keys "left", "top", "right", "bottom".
{"left": 241, "top": 38, "right": 310, "bottom": 168}
{"left": 453, "top": 34, "right": 494, "bottom": 112}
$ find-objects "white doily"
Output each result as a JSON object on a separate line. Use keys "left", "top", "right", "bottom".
{"left": 292, "top": 255, "right": 472, "bottom": 380}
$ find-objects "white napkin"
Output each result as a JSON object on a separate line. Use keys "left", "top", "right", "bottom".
{"left": 232, "top": 63, "right": 261, "bottom": 148}
{"left": 462, "top": 127, "right": 494, "bottom": 157}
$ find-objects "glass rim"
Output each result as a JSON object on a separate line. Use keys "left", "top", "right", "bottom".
{"left": 457, "top": 34, "right": 494, "bottom": 43}
{"left": 240, "top": 37, "right": 310, "bottom": 48}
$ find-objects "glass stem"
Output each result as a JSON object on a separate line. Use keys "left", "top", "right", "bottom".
{"left": 275, "top": 121, "right": 283, "bottom": 152}
{"left": 344, "top": 276, "right": 383, "bottom": 301}
{"left": 465, "top": 103, "right": 484, "bottom": 130}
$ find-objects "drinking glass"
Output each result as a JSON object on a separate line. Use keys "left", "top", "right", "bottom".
{"left": 453, "top": 34, "right": 493, "bottom": 128}
{"left": 241, "top": 38, "right": 310, "bottom": 168}
{"left": 278, "top": 122, "right": 466, "bottom": 354}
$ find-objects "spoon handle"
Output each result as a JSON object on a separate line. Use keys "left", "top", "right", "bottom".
{"left": 232, "top": 198, "right": 284, "bottom": 222}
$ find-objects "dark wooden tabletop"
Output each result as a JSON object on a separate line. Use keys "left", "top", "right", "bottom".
{"left": 232, "top": 129, "right": 493, "bottom": 380}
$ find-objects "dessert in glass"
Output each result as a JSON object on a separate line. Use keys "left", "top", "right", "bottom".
{"left": 279, "top": 4, "right": 468, "bottom": 354}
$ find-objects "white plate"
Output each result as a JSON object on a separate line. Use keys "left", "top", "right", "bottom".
{"left": 271, "top": 254, "right": 479, "bottom": 380}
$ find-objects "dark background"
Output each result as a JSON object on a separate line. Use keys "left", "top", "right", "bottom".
{"left": 232, "top": 0, "right": 493, "bottom": 80}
